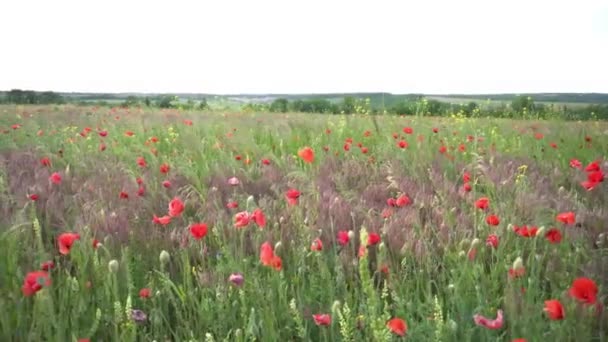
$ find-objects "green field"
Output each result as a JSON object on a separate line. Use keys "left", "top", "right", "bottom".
{"left": 0, "top": 105, "right": 607, "bottom": 341}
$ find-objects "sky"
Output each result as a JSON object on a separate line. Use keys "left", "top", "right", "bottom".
{"left": 1, "top": 0, "right": 607, "bottom": 94}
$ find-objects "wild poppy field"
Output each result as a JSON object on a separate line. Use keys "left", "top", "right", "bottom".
{"left": 1, "top": 105, "right": 607, "bottom": 341}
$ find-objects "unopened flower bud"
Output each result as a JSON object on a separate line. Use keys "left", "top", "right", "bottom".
{"left": 108, "top": 259, "right": 119, "bottom": 273}
{"left": 348, "top": 230, "right": 355, "bottom": 240}
{"left": 512, "top": 257, "right": 524, "bottom": 271}
{"left": 159, "top": 250, "right": 170, "bottom": 265}
{"left": 536, "top": 226, "right": 546, "bottom": 236}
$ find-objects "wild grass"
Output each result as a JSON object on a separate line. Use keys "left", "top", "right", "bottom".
{"left": 0, "top": 104, "right": 607, "bottom": 341}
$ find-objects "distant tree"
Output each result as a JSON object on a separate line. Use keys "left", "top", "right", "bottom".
{"left": 144, "top": 97, "right": 151, "bottom": 107}
{"left": 463, "top": 101, "right": 479, "bottom": 116}
{"left": 511, "top": 96, "right": 535, "bottom": 112}
{"left": 198, "top": 98, "right": 208, "bottom": 110}
{"left": 340, "top": 96, "right": 356, "bottom": 114}
{"left": 157, "top": 95, "right": 177, "bottom": 108}
{"left": 122, "top": 96, "right": 141, "bottom": 107}
{"left": 269, "top": 98, "right": 289, "bottom": 113}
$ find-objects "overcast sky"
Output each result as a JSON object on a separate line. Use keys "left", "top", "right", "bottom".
{"left": 1, "top": 0, "right": 607, "bottom": 94}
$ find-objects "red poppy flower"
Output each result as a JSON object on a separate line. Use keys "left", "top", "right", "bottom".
{"left": 513, "top": 225, "right": 538, "bottom": 237}
{"left": 98, "top": 130, "right": 108, "bottom": 137}
{"left": 137, "top": 157, "right": 147, "bottom": 168}
{"left": 159, "top": 163, "right": 170, "bottom": 174}
{"left": 463, "top": 172, "right": 471, "bottom": 183}
{"left": 124, "top": 131, "right": 134, "bottom": 137}
{"left": 162, "top": 180, "right": 171, "bottom": 188}
{"left": 467, "top": 248, "right": 477, "bottom": 261}
{"left": 29, "top": 194, "right": 39, "bottom": 201}
{"left": 270, "top": 255, "right": 282, "bottom": 271}
{"left": 92, "top": 239, "right": 100, "bottom": 249}
{"left": 99, "top": 143, "right": 106, "bottom": 152}
{"left": 150, "top": 136, "right": 159, "bottom": 143}
{"left": 343, "top": 143, "right": 351, "bottom": 152}
{"left": 549, "top": 142, "right": 558, "bottom": 149}
{"left": 432, "top": 127, "right": 439, "bottom": 133}
{"left": 260, "top": 242, "right": 275, "bottom": 266}
{"left": 22, "top": 271, "right": 51, "bottom": 296}
{"left": 508, "top": 267, "right": 525, "bottom": 279}
{"left": 311, "top": 238, "right": 323, "bottom": 251}
{"left": 386, "top": 198, "right": 396, "bottom": 207}
{"left": 137, "top": 186, "right": 145, "bottom": 196}
{"left": 168, "top": 197, "right": 184, "bottom": 217}
{"left": 40, "top": 260, "right": 55, "bottom": 271}
{"left": 544, "top": 300, "right": 565, "bottom": 320}
{"left": 234, "top": 211, "right": 251, "bottom": 228}
{"left": 337, "top": 231, "right": 350, "bottom": 246}
{"left": 360, "top": 146, "right": 368, "bottom": 154}
{"left": 475, "top": 197, "right": 489, "bottom": 210}
{"left": 569, "top": 277, "right": 598, "bottom": 305}
{"left": 382, "top": 208, "right": 393, "bottom": 218}
{"left": 473, "top": 309, "right": 504, "bottom": 330}
{"left": 545, "top": 228, "right": 562, "bottom": 244}
{"left": 261, "top": 159, "right": 270, "bottom": 165}
{"left": 189, "top": 223, "right": 208, "bottom": 240}
{"left": 585, "top": 161, "right": 600, "bottom": 173}
{"left": 183, "top": 119, "right": 193, "bottom": 126}
{"left": 534, "top": 132, "right": 544, "bottom": 140}
{"left": 152, "top": 215, "right": 171, "bottom": 225}
{"left": 398, "top": 140, "right": 408, "bottom": 149}
{"left": 298, "top": 147, "right": 315, "bottom": 163}
{"left": 40, "top": 157, "right": 51, "bottom": 167}
{"left": 251, "top": 208, "right": 266, "bottom": 228}
{"left": 139, "top": 288, "right": 151, "bottom": 299}
{"left": 136, "top": 177, "right": 143, "bottom": 185}
{"left": 588, "top": 170, "right": 604, "bottom": 183}
{"left": 387, "top": 317, "right": 407, "bottom": 336}
{"left": 570, "top": 159, "right": 582, "bottom": 169}
{"left": 286, "top": 189, "right": 301, "bottom": 205}
{"left": 395, "top": 194, "right": 411, "bottom": 207}
{"left": 367, "top": 233, "right": 381, "bottom": 246}
{"left": 439, "top": 146, "right": 447, "bottom": 154}
{"left": 403, "top": 127, "right": 413, "bottom": 134}
{"left": 313, "top": 314, "right": 332, "bottom": 326}
{"left": 49, "top": 172, "right": 62, "bottom": 185}
{"left": 556, "top": 212, "right": 575, "bottom": 225}
{"left": 581, "top": 180, "right": 600, "bottom": 191}
{"left": 458, "top": 143, "right": 466, "bottom": 152}
{"left": 513, "top": 339, "right": 527, "bottom": 342}
{"left": 486, "top": 234, "right": 499, "bottom": 249}
{"left": 57, "top": 233, "right": 80, "bottom": 255}
{"left": 119, "top": 191, "right": 129, "bottom": 199}
{"left": 486, "top": 214, "right": 500, "bottom": 226}
{"left": 463, "top": 183, "right": 472, "bottom": 192}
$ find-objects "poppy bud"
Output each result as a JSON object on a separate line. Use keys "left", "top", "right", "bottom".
{"left": 274, "top": 241, "right": 282, "bottom": 252}
{"left": 536, "top": 226, "right": 546, "bottom": 236}
{"left": 246, "top": 195, "right": 255, "bottom": 209}
{"left": 470, "top": 238, "right": 480, "bottom": 248}
{"left": 159, "top": 250, "right": 170, "bottom": 265}
{"left": 234, "top": 329, "right": 242, "bottom": 338}
{"left": 447, "top": 319, "right": 458, "bottom": 332}
{"left": 332, "top": 300, "right": 341, "bottom": 314}
{"left": 348, "top": 230, "right": 355, "bottom": 240}
{"left": 108, "top": 259, "right": 119, "bottom": 273}
{"left": 512, "top": 257, "right": 524, "bottom": 271}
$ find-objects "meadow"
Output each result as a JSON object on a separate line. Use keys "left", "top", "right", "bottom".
{"left": 0, "top": 104, "right": 607, "bottom": 341}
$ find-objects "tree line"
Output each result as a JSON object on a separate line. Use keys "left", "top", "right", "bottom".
{"left": 2, "top": 89, "right": 607, "bottom": 120}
